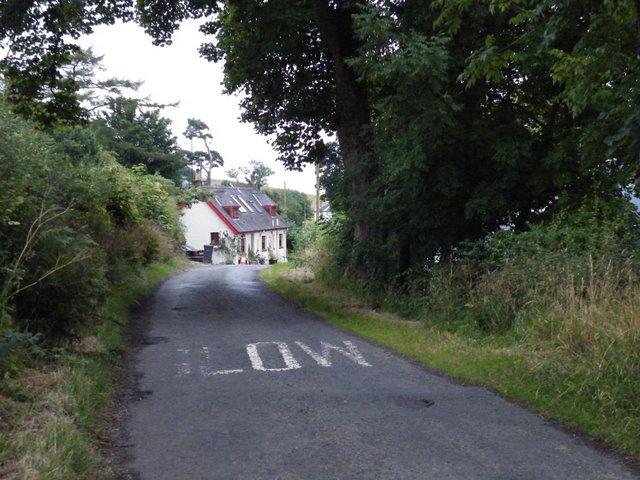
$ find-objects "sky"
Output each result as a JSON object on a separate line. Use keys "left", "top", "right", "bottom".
{"left": 79, "top": 19, "right": 318, "bottom": 194}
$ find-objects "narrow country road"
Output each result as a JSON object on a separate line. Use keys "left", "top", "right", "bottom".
{"left": 115, "top": 265, "right": 637, "bottom": 479}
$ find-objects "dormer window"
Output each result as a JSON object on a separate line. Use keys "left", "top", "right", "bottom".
{"left": 224, "top": 205, "right": 240, "bottom": 218}
{"left": 264, "top": 204, "right": 277, "bottom": 216}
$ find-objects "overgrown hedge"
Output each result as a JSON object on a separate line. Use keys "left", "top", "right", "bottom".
{"left": 0, "top": 99, "right": 184, "bottom": 349}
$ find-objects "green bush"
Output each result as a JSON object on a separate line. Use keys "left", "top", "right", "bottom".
{"left": 420, "top": 197, "right": 640, "bottom": 334}
{"left": 0, "top": 99, "right": 184, "bottom": 339}
{"left": 13, "top": 231, "right": 107, "bottom": 337}
{"left": 0, "top": 331, "right": 42, "bottom": 377}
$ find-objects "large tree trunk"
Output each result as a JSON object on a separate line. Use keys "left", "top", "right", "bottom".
{"left": 311, "top": 0, "right": 377, "bottom": 242}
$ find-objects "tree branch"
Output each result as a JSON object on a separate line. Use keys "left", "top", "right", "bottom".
{"left": 1, "top": 199, "right": 74, "bottom": 313}
{"left": 10, "top": 250, "right": 91, "bottom": 298}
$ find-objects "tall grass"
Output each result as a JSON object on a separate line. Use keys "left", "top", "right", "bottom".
{"left": 517, "top": 257, "right": 636, "bottom": 353}
{"left": 425, "top": 249, "right": 640, "bottom": 452}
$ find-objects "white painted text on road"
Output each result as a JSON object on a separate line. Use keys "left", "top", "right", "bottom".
{"left": 176, "top": 340, "right": 372, "bottom": 377}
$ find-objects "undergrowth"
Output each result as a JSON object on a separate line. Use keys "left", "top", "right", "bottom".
{"left": 0, "top": 258, "right": 183, "bottom": 480}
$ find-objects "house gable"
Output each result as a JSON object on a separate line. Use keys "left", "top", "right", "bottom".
{"left": 206, "top": 199, "right": 240, "bottom": 234}
{"left": 182, "top": 200, "right": 235, "bottom": 249}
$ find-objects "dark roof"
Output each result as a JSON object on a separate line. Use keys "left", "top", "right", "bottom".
{"left": 208, "top": 186, "right": 290, "bottom": 233}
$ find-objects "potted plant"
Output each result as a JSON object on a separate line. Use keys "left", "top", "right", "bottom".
{"left": 268, "top": 248, "right": 278, "bottom": 264}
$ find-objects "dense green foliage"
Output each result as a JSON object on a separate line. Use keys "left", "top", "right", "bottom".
{"left": 0, "top": 1, "right": 134, "bottom": 127}
{"left": 92, "top": 97, "right": 187, "bottom": 182}
{"left": 331, "top": 0, "right": 639, "bottom": 281}
{"left": 0, "top": 99, "right": 183, "bottom": 342}
{"left": 0, "top": 0, "right": 214, "bottom": 176}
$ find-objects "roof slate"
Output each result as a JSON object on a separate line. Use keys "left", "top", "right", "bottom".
{"left": 208, "top": 186, "right": 290, "bottom": 233}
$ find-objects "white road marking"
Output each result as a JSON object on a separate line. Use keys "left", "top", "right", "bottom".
{"left": 178, "top": 363, "right": 191, "bottom": 377}
{"left": 200, "top": 367, "right": 244, "bottom": 376}
{"left": 201, "top": 346, "right": 211, "bottom": 362}
{"left": 177, "top": 340, "right": 371, "bottom": 377}
{"left": 199, "top": 346, "right": 245, "bottom": 375}
{"left": 177, "top": 349, "right": 191, "bottom": 377}
{"left": 296, "top": 340, "right": 372, "bottom": 367}
{"left": 246, "top": 342, "right": 302, "bottom": 371}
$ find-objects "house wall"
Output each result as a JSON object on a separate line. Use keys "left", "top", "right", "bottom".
{"left": 240, "top": 229, "right": 287, "bottom": 263}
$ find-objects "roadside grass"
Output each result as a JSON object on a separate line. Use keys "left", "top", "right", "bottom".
{"left": 0, "top": 258, "right": 185, "bottom": 480}
{"left": 261, "top": 263, "right": 640, "bottom": 464}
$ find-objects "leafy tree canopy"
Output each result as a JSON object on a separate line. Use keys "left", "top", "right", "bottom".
{"left": 92, "top": 97, "right": 187, "bottom": 182}
{"left": 0, "top": 0, "right": 134, "bottom": 127}
{"left": 343, "top": 0, "right": 639, "bottom": 280}
{"left": 226, "top": 160, "right": 274, "bottom": 190}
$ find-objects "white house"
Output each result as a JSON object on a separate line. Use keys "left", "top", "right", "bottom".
{"left": 182, "top": 186, "right": 290, "bottom": 264}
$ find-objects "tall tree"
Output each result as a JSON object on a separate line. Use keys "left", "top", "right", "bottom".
{"left": 340, "top": 0, "right": 640, "bottom": 280}
{"left": 138, "top": 0, "right": 379, "bottom": 245}
{"left": 65, "top": 48, "right": 142, "bottom": 115}
{"left": 226, "top": 160, "right": 274, "bottom": 190}
{"left": 92, "top": 97, "right": 186, "bottom": 181}
{"left": 0, "top": 0, "right": 134, "bottom": 127}
{"left": 183, "top": 118, "right": 223, "bottom": 185}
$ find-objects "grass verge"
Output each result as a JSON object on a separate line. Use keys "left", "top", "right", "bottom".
{"left": 0, "top": 257, "right": 185, "bottom": 480}
{"left": 261, "top": 263, "right": 640, "bottom": 465}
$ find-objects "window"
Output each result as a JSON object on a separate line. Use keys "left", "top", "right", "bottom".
{"left": 279, "top": 233, "right": 283, "bottom": 249}
{"left": 237, "top": 195, "right": 254, "bottom": 212}
{"left": 210, "top": 232, "right": 220, "bottom": 246}
{"left": 261, "top": 235, "right": 266, "bottom": 251}
{"left": 240, "top": 235, "right": 246, "bottom": 252}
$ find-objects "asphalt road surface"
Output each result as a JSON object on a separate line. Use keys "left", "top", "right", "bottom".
{"left": 115, "top": 265, "right": 638, "bottom": 479}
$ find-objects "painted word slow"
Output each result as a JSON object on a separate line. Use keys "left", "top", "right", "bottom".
{"left": 177, "top": 340, "right": 372, "bottom": 377}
